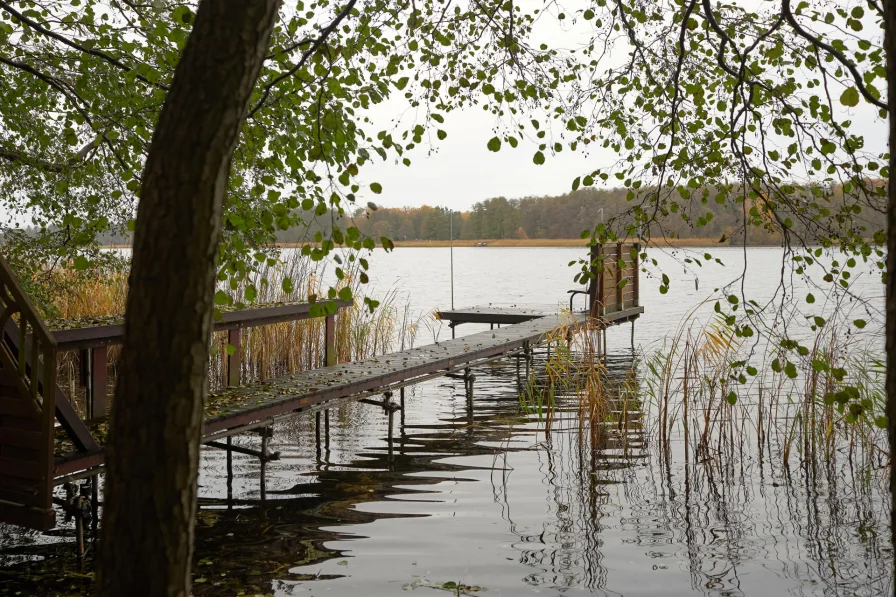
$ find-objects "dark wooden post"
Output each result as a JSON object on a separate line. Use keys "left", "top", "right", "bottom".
{"left": 80, "top": 347, "right": 108, "bottom": 419}
{"left": 616, "top": 242, "right": 624, "bottom": 313}
{"left": 227, "top": 328, "right": 241, "bottom": 387}
{"left": 325, "top": 314, "right": 336, "bottom": 367}
{"left": 91, "top": 347, "right": 108, "bottom": 418}
{"left": 633, "top": 243, "right": 640, "bottom": 307}
{"left": 589, "top": 243, "right": 602, "bottom": 317}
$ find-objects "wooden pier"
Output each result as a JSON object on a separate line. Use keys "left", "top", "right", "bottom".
{"left": 0, "top": 242, "right": 642, "bottom": 532}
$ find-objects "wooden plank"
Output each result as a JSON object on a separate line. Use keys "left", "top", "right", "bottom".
{"left": 0, "top": 415, "right": 40, "bottom": 432}
{"left": 202, "top": 312, "right": 590, "bottom": 435}
{"left": 0, "top": 427, "right": 43, "bottom": 450}
{"left": 0, "top": 444, "right": 40, "bottom": 462}
{"left": 0, "top": 456, "right": 43, "bottom": 480}
{"left": 52, "top": 300, "right": 354, "bottom": 351}
{"left": 0, "top": 397, "right": 35, "bottom": 418}
{"left": 0, "top": 480, "right": 40, "bottom": 502}
{"left": 0, "top": 500, "right": 55, "bottom": 531}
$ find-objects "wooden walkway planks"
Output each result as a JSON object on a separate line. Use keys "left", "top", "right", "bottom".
{"left": 436, "top": 305, "right": 644, "bottom": 326}
{"left": 53, "top": 310, "right": 587, "bottom": 478}
{"left": 202, "top": 311, "right": 587, "bottom": 435}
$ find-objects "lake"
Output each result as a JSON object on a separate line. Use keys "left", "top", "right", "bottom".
{"left": 0, "top": 246, "right": 891, "bottom": 596}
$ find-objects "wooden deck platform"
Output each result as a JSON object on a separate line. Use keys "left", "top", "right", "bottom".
{"left": 437, "top": 304, "right": 644, "bottom": 326}
{"left": 53, "top": 310, "right": 590, "bottom": 480}
{"left": 1, "top": 241, "right": 644, "bottom": 531}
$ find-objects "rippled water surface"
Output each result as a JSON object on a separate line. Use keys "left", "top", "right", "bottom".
{"left": 0, "top": 246, "right": 891, "bottom": 596}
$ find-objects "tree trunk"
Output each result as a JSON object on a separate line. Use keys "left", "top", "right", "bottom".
{"left": 885, "top": 2, "right": 896, "bottom": 593}
{"left": 98, "top": 1, "right": 279, "bottom": 596}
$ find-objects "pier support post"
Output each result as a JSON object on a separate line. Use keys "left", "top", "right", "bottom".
{"left": 325, "top": 409, "right": 331, "bottom": 454}
{"left": 80, "top": 347, "right": 108, "bottom": 419}
{"left": 91, "top": 476, "right": 99, "bottom": 538}
{"left": 226, "top": 435, "right": 233, "bottom": 506}
{"left": 315, "top": 411, "right": 322, "bottom": 463}
{"left": 387, "top": 408, "right": 395, "bottom": 464}
{"left": 631, "top": 319, "right": 635, "bottom": 351}
{"left": 227, "top": 328, "right": 241, "bottom": 387}
{"left": 325, "top": 314, "right": 337, "bottom": 367}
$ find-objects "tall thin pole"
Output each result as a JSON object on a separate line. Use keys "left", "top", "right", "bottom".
{"left": 449, "top": 209, "right": 454, "bottom": 310}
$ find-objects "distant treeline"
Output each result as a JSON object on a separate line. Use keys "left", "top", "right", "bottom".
{"left": 314, "top": 185, "right": 885, "bottom": 245}
{"left": 80, "top": 185, "right": 884, "bottom": 247}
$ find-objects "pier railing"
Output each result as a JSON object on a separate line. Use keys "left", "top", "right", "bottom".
{"left": 0, "top": 255, "right": 57, "bottom": 529}
{"left": 589, "top": 242, "right": 640, "bottom": 317}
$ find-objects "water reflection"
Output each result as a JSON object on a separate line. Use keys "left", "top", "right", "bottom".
{"left": 0, "top": 349, "right": 891, "bottom": 596}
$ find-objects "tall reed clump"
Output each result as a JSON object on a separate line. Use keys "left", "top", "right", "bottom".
{"left": 520, "top": 312, "right": 642, "bottom": 456}
{"left": 640, "top": 308, "right": 888, "bottom": 469}
{"left": 40, "top": 248, "right": 418, "bottom": 416}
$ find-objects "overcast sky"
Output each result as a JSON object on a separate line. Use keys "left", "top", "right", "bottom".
{"left": 358, "top": 1, "right": 888, "bottom": 212}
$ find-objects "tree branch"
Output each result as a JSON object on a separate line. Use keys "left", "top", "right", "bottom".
{"left": 0, "top": 0, "right": 169, "bottom": 91}
{"left": 250, "top": 0, "right": 358, "bottom": 116}
{"left": 781, "top": 0, "right": 886, "bottom": 111}
{"left": 0, "top": 140, "right": 96, "bottom": 172}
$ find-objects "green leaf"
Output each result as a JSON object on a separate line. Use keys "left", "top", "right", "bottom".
{"left": 244, "top": 285, "right": 257, "bottom": 302}
{"left": 487, "top": 137, "right": 501, "bottom": 152}
{"left": 437, "top": 129, "right": 447, "bottom": 140}
{"left": 73, "top": 256, "right": 89, "bottom": 271}
{"left": 282, "top": 277, "right": 294, "bottom": 294}
{"left": 533, "top": 151, "right": 545, "bottom": 165}
{"left": 853, "top": 319, "right": 867, "bottom": 329}
{"left": 370, "top": 182, "right": 383, "bottom": 194}
{"left": 839, "top": 87, "right": 859, "bottom": 107}
{"left": 215, "top": 290, "right": 231, "bottom": 306}
{"left": 337, "top": 287, "right": 353, "bottom": 301}
{"left": 784, "top": 362, "right": 798, "bottom": 379}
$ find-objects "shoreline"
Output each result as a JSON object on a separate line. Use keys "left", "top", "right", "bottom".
{"left": 104, "top": 237, "right": 776, "bottom": 250}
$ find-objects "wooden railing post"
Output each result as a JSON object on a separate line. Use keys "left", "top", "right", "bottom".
{"left": 227, "top": 328, "right": 241, "bottom": 387}
{"left": 616, "top": 242, "right": 624, "bottom": 312}
{"left": 633, "top": 243, "right": 640, "bottom": 308}
{"left": 90, "top": 347, "right": 107, "bottom": 418}
{"left": 324, "top": 314, "right": 336, "bottom": 367}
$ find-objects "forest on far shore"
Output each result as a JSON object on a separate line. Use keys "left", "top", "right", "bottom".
{"left": 84, "top": 184, "right": 884, "bottom": 247}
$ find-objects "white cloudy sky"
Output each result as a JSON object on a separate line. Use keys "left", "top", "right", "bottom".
{"left": 359, "top": 0, "right": 888, "bottom": 211}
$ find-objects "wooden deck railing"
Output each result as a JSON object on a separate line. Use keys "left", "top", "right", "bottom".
{"left": 589, "top": 242, "right": 640, "bottom": 317}
{"left": 0, "top": 255, "right": 57, "bottom": 530}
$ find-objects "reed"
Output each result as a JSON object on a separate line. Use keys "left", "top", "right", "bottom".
{"left": 639, "top": 308, "right": 888, "bottom": 468}
{"left": 40, "top": 250, "right": 418, "bottom": 417}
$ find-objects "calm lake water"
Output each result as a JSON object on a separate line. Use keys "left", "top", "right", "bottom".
{"left": 0, "top": 246, "right": 891, "bottom": 596}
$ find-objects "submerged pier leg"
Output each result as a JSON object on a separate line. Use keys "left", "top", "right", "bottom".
{"left": 90, "top": 475, "right": 99, "bottom": 539}
{"left": 387, "top": 408, "right": 395, "bottom": 464}
{"left": 315, "top": 411, "right": 322, "bottom": 462}
{"left": 631, "top": 319, "right": 636, "bottom": 351}
{"left": 259, "top": 428, "right": 271, "bottom": 501}
{"left": 226, "top": 435, "right": 234, "bottom": 505}
{"left": 400, "top": 387, "right": 406, "bottom": 427}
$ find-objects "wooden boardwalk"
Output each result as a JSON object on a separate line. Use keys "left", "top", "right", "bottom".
{"left": 1, "top": 241, "right": 643, "bottom": 531}
{"left": 54, "top": 311, "right": 589, "bottom": 479}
